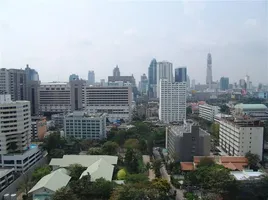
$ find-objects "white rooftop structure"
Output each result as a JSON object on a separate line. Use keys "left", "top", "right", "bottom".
{"left": 231, "top": 170, "right": 265, "bottom": 181}
{"left": 29, "top": 168, "right": 71, "bottom": 193}
{"left": 49, "top": 155, "right": 118, "bottom": 169}
{"left": 79, "top": 158, "right": 114, "bottom": 181}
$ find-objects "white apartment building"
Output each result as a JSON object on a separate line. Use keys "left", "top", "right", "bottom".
{"left": 159, "top": 80, "right": 186, "bottom": 123}
{"left": 0, "top": 68, "right": 10, "bottom": 95}
{"left": 157, "top": 61, "right": 173, "bottom": 98}
{"left": 0, "top": 95, "right": 31, "bottom": 154}
{"left": 0, "top": 168, "right": 14, "bottom": 192}
{"left": 39, "top": 82, "right": 71, "bottom": 113}
{"left": 199, "top": 104, "right": 220, "bottom": 122}
{"left": 83, "top": 86, "right": 132, "bottom": 122}
{"left": 0, "top": 144, "right": 43, "bottom": 172}
{"left": 219, "top": 118, "right": 263, "bottom": 159}
{"left": 64, "top": 111, "right": 106, "bottom": 140}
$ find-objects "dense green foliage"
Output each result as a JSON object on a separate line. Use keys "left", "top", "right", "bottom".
{"left": 68, "top": 164, "right": 87, "bottom": 181}
{"left": 32, "top": 165, "right": 51, "bottom": 182}
{"left": 152, "top": 159, "right": 162, "bottom": 178}
{"left": 245, "top": 152, "right": 260, "bottom": 170}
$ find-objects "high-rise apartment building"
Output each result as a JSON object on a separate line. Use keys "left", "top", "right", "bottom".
{"left": 88, "top": 71, "right": 95, "bottom": 85}
{"left": 175, "top": 67, "right": 187, "bottom": 82}
{"left": 219, "top": 117, "right": 263, "bottom": 159}
{"left": 159, "top": 79, "right": 186, "bottom": 123}
{"left": 64, "top": 112, "right": 106, "bottom": 140}
{"left": 70, "top": 79, "right": 85, "bottom": 111}
{"left": 27, "top": 80, "right": 40, "bottom": 116}
{"left": 0, "top": 95, "right": 31, "bottom": 154}
{"left": 148, "top": 59, "right": 157, "bottom": 98}
{"left": 0, "top": 68, "right": 10, "bottom": 95}
{"left": 139, "top": 74, "right": 148, "bottom": 94}
{"left": 113, "top": 65, "right": 120, "bottom": 77}
{"left": 39, "top": 82, "right": 71, "bottom": 114}
{"left": 206, "top": 53, "right": 213, "bottom": 89}
{"left": 8, "top": 69, "right": 27, "bottom": 101}
{"left": 220, "top": 77, "right": 229, "bottom": 91}
{"left": 157, "top": 61, "right": 173, "bottom": 98}
{"left": 166, "top": 120, "right": 210, "bottom": 161}
{"left": 83, "top": 86, "right": 133, "bottom": 122}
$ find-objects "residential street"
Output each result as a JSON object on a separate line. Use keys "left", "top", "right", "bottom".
{"left": 153, "top": 149, "right": 185, "bottom": 200}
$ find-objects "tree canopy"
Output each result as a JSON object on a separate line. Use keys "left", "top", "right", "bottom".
{"left": 32, "top": 165, "right": 51, "bottom": 182}
{"left": 68, "top": 164, "right": 87, "bottom": 181}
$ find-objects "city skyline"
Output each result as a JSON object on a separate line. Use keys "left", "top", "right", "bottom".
{"left": 0, "top": 1, "right": 267, "bottom": 84}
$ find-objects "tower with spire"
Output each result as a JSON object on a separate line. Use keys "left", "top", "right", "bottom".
{"left": 206, "top": 53, "right": 213, "bottom": 89}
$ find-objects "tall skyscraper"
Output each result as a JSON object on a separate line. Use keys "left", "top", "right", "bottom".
{"left": 206, "top": 53, "right": 213, "bottom": 89}
{"left": 139, "top": 74, "right": 148, "bottom": 94}
{"left": 88, "top": 71, "right": 95, "bottom": 85}
{"left": 8, "top": 69, "right": 27, "bottom": 101}
{"left": 113, "top": 65, "right": 120, "bottom": 77}
{"left": 159, "top": 79, "right": 186, "bottom": 123}
{"left": 25, "top": 64, "right": 39, "bottom": 81}
{"left": 220, "top": 77, "right": 229, "bottom": 91}
{"left": 157, "top": 61, "right": 173, "bottom": 97}
{"left": 175, "top": 67, "right": 187, "bottom": 82}
{"left": 69, "top": 74, "right": 79, "bottom": 81}
{"left": 148, "top": 59, "right": 157, "bottom": 98}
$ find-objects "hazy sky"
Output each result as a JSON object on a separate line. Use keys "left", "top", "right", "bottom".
{"left": 0, "top": 0, "right": 267, "bottom": 84}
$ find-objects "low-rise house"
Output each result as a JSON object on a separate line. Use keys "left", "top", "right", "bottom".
{"left": 180, "top": 156, "right": 248, "bottom": 172}
{"left": 29, "top": 168, "right": 71, "bottom": 200}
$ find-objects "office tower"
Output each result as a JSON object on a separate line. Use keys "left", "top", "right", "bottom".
{"left": 64, "top": 112, "right": 106, "bottom": 140}
{"left": 191, "top": 79, "right": 196, "bottom": 89}
{"left": 157, "top": 61, "right": 173, "bottom": 98}
{"left": 139, "top": 74, "right": 148, "bottom": 94}
{"left": 70, "top": 79, "right": 85, "bottom": 111}
{"left": 187, "top": 75, "right": 190, "bottom": 89}
{"left": 239, "top": 79, "right": 246, "bottom": 89}
{"left": 166, "top": 120, "right": 210, "bottom": 161}
{"left": 0, "top": 68, "right": 10, "bottom": 94}
{"left": 100, "top": 79, "right": 106, "bottom": 86}
{"left": 27, "top": 80, "right": 40, "bottom": 116}
{"left": 8, "top": 69, "right": 28, "bottom": 101}
{"left": 245, "top": 75, "right": 250, "bottom": 88}
{"left": 159, "top": 79, "right": 186, "bottom": 123}
{"left": 0, "top": 95, "right": 31, "bottom": 154}
{"left": 175, "top": 67, "right": 187, "bottom": 82}
{"left": 206, "top": 53, "right": 213, "bottom": 89}
{"left": 88, "top": 71, "right": 95, "bottom": 85}
{"left": 113, "top": 65, "right": 120, "bottom": 77}
{"left": 25, "top": 64, "right": 39, "bottom": 81}
{"left": 220, "top": 77, "right": 229, "bottom": 91}
{"left": 69, "top": 74, "right": 79, "bottom": 81}
{"left": 39, "top": 82, "right": 71, "bottom": 114}
{"left": 148, "top": 59, "right": 157, "bottom": 98}
{"left": 84, "top": 86, "right": 132, "bottom": 122}
{"left": 219, "top": 117, "right": 263, "bottom": 159}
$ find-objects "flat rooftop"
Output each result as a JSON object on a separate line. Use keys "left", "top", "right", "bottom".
{"left": 0, "top": 168, "right": 14, "bottom": 178}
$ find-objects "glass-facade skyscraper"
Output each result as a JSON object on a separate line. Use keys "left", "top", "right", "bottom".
{"left": 175, "top": 67, "right": 187, "bottom": 82}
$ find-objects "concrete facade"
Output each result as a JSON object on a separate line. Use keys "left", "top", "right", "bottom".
{"left": 199, "top": 104, "right": 220, "bottom": 122}
{"left": 64, "top": 112, "right": 106, "bottom": 140}
{"left": 166, "top": 120, "right": 210, "bottom": 162}
{"left": 159, "top": 80, "right": 186, "bottom": 123}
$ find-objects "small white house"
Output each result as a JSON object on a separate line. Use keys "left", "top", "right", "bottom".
{"left": 29, "top": 168, "right": 71, "bottom": 200}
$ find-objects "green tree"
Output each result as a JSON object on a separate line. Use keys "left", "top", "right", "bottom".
{"left": 19, "top": 174, "right": 34, "bottom": 198}
{"left": 117, "top": 169, "right": 127, "bottom": 180}
{"left": 245, "top": 152, "right": 260, "bottom": 169}
{"left": 32, "top": 165, "right": 51, "bottom": 182}
{"left": 198, "top": 157, "right": 215, "bottom": 167}
{"left": 68, "top": 164, "right": 87, "bottom": 181}
{"left": 9, "top": 142, "right": 18, "bottom": 152}
{"left": 152, "top": 159, "right": 162, "bottom": 178}
{"left": 124, "top": 148, "right": 139, "bottom": 173}
{"left": 124, "top": 139, "right": 140, "bottom": 149}
{"left": 186, "top": 106, "right": 192, "bottom": 116}
{"left": 125, "top": 174, "right": 149, "bottom": 184}
{"left": 151, "top": 178, "right": 171, "bottom": 195}
{"left": 50, "top": 148, "right": 65, "bottom": 158}
{"left": 220, "top": 104, "right": 230, "bottom": 114}
{"left": 102, "top": 141, "right": 119, "bottom": 155}
{"left": 43, "top": 132, "right": 66, "bottom": 154}
{"left": 90, "top": 178, "right": 116, "bottom": 199}
{"left": 53, "top": 187, "right": 78, "bottom": 200}
{"left": 210, "top": 123, "right": 220, "bottom": 141}
{"left": 87, "top": 147, "right": 103, "bottom": 155}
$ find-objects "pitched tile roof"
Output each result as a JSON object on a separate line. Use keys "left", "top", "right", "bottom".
{"left": 180, "top": 162, "right": 194, "bottom": 171}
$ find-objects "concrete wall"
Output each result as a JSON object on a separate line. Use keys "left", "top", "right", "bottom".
{"left": 0, "top": 156, "right": 47, "bottom": 199}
